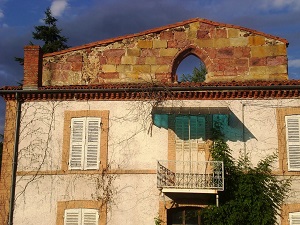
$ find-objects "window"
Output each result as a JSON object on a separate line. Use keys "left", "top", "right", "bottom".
{"left": 175, "top": 115, "right": 206, "bottom": 162}
{"left": 69, "top": 117, "right": 101, "bottom": 170}
{"left": 64, "top": 208, "right": 99, "bottom": 225}
{"left": 285, "top": 115, "right": 300, "bottom": 171}
{"left": 289, "top": 212, "right": 300, "bottom": 225}
{"left": 167, "top": 207, "right": 201, "bottom": 225}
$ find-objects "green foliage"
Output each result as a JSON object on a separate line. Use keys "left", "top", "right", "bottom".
{"left": 154, "top": 216, "right": 162, "bottom": 225}
{"left": 33, "top": 8, "right": 69, "bottom": 54}
{"left": 201, "top": 125, "right": 291, "bottom": 225}
{"left": 181, "top": 62, "right": 207, "bottom": 82}
{"left": 15, "top": 8, "right": 69, "bottom": 65}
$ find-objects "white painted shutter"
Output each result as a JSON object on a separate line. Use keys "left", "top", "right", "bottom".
{"left": 84, "top": 118, "right": 101, "bottom": 170}
{"left": 290, "top": 212, "right": 300, "bottom": 225}
{"left": 82, "top": 209, "right": 99, "bottom": 225}
{"left": 69, "top": 118, "right": 86, "bottom": 170}
{"left": 285, "top": 116, "right": 300, "bottom": 171}
{"left": 64, "top": 208, "right": 81, "bottom": 225}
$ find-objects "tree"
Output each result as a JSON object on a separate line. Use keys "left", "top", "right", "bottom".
{"left": 200, "top": 124, "right": 291, "bottom": 225}
{"left": 181, "top": 61, "right": 207, "bottom": 82}
{"left": 15, "top": 8, "right": 69, "bottom": 65}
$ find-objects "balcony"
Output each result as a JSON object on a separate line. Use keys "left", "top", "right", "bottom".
{"left": 157, "top": 160, "right": 224, "bottom": 202}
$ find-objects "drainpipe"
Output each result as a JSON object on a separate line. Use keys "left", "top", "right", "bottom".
{"left": 8, "top": 92, "right": 21, "bottom": 225}
{"left": 242, "top": 103, "right": 246, "bottom": 157}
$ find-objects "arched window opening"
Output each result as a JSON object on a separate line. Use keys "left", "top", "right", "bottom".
{"left": 176, "top": 55, "right": 207, "bottom": 83}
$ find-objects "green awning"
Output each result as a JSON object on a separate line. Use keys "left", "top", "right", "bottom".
{"left": 151, "top": 107, "right": 231, "bottom": 115}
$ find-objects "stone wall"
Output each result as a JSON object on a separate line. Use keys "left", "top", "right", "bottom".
{"left": 40, "top": 19, "right": 288, "bottom": 86}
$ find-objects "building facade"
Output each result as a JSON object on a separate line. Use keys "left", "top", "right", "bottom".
{"left": 0, "top": 18, "right": 300, "bottom": 225}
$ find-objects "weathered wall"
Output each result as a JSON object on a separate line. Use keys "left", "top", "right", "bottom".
{"left": 13, "top": 98, "right": 300, "bottom": 224}
{"left": 41, "top": 19, "right": 288, "bottom": 86}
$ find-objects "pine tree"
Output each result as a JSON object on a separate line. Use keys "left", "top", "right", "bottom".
{"left": 15, "top": 8, "right": 69, "bottom": 65}
{"left": 181, "top": 61, "right": 207, "bottom": 82}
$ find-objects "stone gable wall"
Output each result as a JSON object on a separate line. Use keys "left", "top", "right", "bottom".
{"left": 41, "top": 21, "right": 288, "bottom": 86}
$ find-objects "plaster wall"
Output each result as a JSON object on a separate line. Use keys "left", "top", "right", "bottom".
{"left": 14, "top": 98, "right": 300, "bottom": 224}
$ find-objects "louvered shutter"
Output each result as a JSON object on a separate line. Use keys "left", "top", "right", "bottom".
{"left": 82, "top": 209, "right": 99, "bottom": 225}
{"left": 190, "top": 115, "right": 205, "bottom": 146}
{"left": 175, "top": 116, "right": 190, "bottom": 162}
{"left": 84, "top": 118, "right": 101, "bottom": 170}
{"left": 64, "top": 208, "right": 81, "bottom": 225}
{"left": 285, "top": 116, "right": 300, "bottom": 171}
{"left": 69, "top": 118, "right": 86, "bottom": 170}
{"left": 290, "top": 212, "right": 300, "bottom": 225}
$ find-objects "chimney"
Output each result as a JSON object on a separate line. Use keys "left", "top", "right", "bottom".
{"left": 23, "top": 45, "right": 42, "bottom": 89}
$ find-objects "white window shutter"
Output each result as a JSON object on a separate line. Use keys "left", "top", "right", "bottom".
{"left": 290, "top": 212, "right": 300, "bottom": 225}
{"left": 69, "top": 118, "right": 86, "bottom": 170}
{"left": 285, "top": 116, "right": 300, "bottom": 171}
{"left": 82, "top": 209, "right": 99, "bottom": 225}
{"left": 84, "top": 118, "right": 101, "bottom": 170}
{"left": 64, "top": 208, "right": 81, "bottom": 225}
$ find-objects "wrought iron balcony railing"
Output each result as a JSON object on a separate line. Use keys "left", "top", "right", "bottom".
{"left": 157, "top": 160, "right": 224, "bottom": 191}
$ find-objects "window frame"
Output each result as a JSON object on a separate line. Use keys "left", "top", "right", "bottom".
{"left": 69, "top": 117, "right": 101, "bottom": 170}
{"left": 64, "top": 208, "right": 99, "bottom": 225}
{"left": 62, "top": 110, "right": 109, "bottom": 173}
{"left": 57, "top": 200, "right": 106, "bottom": 225}
{"left": 276, "top": 108, "right": 300, "bottom": 174}
{"left": 289, "top": 212, "right": 300, "bottom": 225}
{"left": 285, "top": 115, "right": 300, "bottom": 171}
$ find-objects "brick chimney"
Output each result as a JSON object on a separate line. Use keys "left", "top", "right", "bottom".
{"left": 23, "top": 45, "right": 42, "bottom": 89}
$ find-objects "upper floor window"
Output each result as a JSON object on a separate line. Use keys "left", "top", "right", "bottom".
{"left": 285, "top": 115, "right": 300, "bottom": 171}
{"left": 289, "top": 212, "right": 300, "bottom": 225}
{"left": 69, "top": 117, "right": 101, "bottom": 170}
{"left": 64, "top": 208, "right": 99, "bottom": 225}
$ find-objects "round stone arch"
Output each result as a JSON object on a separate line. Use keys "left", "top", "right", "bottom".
{"left": 171, "top": 45, "right": 213, "bottom": 82}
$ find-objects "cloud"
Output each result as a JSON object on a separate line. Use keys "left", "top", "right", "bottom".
{"left": 260, "top": 0, "right": 300, "bottom": 11}
{"left": 50, "top": 0, "right": 68, "bottom": 17}
{"left": 289, "top": 59, "right": 300, "bottom": 68}
{"left": 0, "top": 9, "right": 4, "bottom": 19}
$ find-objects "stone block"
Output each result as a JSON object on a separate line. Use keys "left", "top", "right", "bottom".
{"left": 251, "top": 46, "right": 267, "bottom": 58}
{"left": 102, "top": 65, "right": 117, "bottom": 73}
{"left": 160, "top": 48, "right": 178, "bottom": 57}
{"left": 153, "top": 40, "right": 167, "bottom": 48}
{"left": 266, "top": 65, "right": 287, "bottom": 74}
{"left": 249, "top": 66, "right": 267, "bottom": 75}
{"left": 151, "top": 65, "right": 170, "bottom": 73}
{"left": 145, "top": 57, "right": 156, "bottom": 64}
{"left": 230, "top": 37, "right": 248, "bottom": 47}
{"left": 137, "top": 40, "right": 153, "bottom": 48}
{"left": 160, "top": 31, "right": 174, "bottom": 40}
{"left": 194, "top": 39, "right": 214, "bottom": 48}
{"left": 249, "top": 36, "right": 265, "bottom": 46}
{"left": 214, "top": 38, "right": 230, "bottom": 48}
{"left": 127, "top": 48, "right": 141, "bottom": 56}
{"left": 132, "top": 65, "right": 151, "bottom": 73}
{"left": 116, "top": 65, "right": 131, "bottom": 73}
{"left": 174, "top": 31, "right": 187, "bottom": 40}
{"left": 228, "top": 28, "right": 240, "bottom": 38}
{"left": 267, "top": 56, "right": 287, "bottom": 66}
{"left": 189, "top": 22, "right": 200, "bottom": 31}
{"left": 121, "top": 56, "right": 136, "bottom": 64}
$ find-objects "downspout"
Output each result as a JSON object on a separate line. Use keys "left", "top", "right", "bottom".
{"left": 242, "top": 103, "right": 246, "bottom": 157}
{"left": 8, "top": 92, "right": 21, "bottom": 225}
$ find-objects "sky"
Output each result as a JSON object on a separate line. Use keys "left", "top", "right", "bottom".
{"left": 0, "top": 0, "right": 300, "bottom": 134}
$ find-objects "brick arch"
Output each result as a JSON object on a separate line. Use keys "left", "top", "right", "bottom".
{"left": 171, "top": 45, "right": 213, "bottom": 82}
